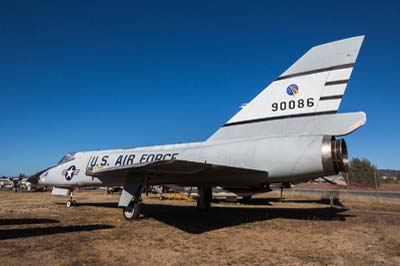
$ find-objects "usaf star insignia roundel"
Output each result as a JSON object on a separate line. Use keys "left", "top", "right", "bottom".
{"left": 61, "top": 165, "right": 80, "bottom": 181}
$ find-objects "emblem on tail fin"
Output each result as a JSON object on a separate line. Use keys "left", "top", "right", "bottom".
{"left": 286, "top": 84, "right": 299, "bottom": 96}
{"left": 220, "top": 36, "right": 364, "bottom": 128}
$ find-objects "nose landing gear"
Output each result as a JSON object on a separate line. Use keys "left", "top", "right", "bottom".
{"left": 66, "top": 200, "right": 77, "bottom": 208}
{"left": 66, "top": 191, "right": 77, "bottom": 207}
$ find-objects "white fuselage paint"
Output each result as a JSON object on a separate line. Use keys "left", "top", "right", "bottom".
{"left": 39, "top": 135, "right": 325, "bottom": 188}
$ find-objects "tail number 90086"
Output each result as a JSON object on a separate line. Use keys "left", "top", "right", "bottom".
{"left": 272, "top": 98, "right": 314, "bottom": 112}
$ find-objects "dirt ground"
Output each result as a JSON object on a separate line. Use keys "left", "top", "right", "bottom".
{"left": 0, "top": 190, "right": 399, "bottom": 266}
{"left": 297, "top": 183, "right": 400, "bottom": 192}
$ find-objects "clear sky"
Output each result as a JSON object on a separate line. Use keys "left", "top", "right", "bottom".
{"left": 1, "top": 0, "right": 399, "bottom": 176}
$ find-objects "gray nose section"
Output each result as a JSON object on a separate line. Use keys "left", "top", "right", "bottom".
{"left": 28, "top": 168, "right": 50, "bottom": 184}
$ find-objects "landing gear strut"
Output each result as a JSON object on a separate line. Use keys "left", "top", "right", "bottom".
{"left": 119, "top": 176, "right": 146, "bottom": 220}
{"left": 197, "top": 186, "right": 212, "bottom": 211}
{"left": 280, "top": 182, "right": 291, "bottom": 198}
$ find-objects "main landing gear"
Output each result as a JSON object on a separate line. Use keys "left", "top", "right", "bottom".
{"left": 119, "top": 176, "right": 146, "bottom": 220}
{"left": 197, "top": 186, "right": 212, "bottom": 211}
{"left": 123, "top": 200, "right": 142, "bottom": 220}
{"left": 119, "top": 177, "right": 214, "bottom": 219}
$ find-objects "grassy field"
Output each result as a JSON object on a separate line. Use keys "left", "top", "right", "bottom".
{"left": 0, "top": 190, "right": 399, "bottom": 266}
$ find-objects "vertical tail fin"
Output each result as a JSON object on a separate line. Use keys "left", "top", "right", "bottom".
{"left": 223, "top": 36, "right": 364, "bottom": 127}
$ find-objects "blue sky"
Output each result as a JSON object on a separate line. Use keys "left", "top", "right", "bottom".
{"left": 1, "top": 0, "right": 399, "bottom": 175}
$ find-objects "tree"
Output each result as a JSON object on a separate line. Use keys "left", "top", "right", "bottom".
{"left": 348, "top": 158, "right": 379, "bottom": 186}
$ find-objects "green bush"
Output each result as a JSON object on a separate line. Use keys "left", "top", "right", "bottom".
{"left": 348, "top": 158, "right": 379, "bottom": 186}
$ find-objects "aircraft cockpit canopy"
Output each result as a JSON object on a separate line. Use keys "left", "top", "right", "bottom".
{"left": 57, "top": 152, "right": 76, "bottom": 165}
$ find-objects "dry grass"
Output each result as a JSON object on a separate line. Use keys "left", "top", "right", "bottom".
{"left": 0, "top": 190, "right": 399, "bottom": 266}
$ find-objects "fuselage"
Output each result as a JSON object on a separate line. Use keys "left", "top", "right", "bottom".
{"left": 38, "top": 134, "right": 343, "bottom": 188}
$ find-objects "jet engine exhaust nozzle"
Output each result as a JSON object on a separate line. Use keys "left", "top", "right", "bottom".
{"left": 322, "top": 136, "right": 349, "bottom": 175}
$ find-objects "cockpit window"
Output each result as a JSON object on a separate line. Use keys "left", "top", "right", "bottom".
{"left": 57, "top": 152, "right": 76, "bottom": 165}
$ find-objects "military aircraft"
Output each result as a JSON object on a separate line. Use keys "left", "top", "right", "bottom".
{"left": 33, "top": 36, "right": 366, "bottom": 220}
{"left": 0, "top": 176, "right": 25, "bottom": 191}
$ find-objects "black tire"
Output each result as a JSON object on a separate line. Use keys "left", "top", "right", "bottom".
{"left": 66, "top": 200, "right": 73, "bottom": 208}
{"left": 72, "top": 200, "right": 77, "bottom": 206}
{"left": 123, "top": 201, "right": 141, "bottom": 220}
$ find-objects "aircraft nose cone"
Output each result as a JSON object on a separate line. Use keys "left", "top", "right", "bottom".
{"left": 27, "top": 175, "right": 39, "bottom": 184}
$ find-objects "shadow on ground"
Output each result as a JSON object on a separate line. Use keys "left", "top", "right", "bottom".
{"left": 236, "top": 197, "right": 345, "bottom": 207}
{"left": 57, "top": 199, "right": 352, "bottom": 234}
{"left": 0, "top": 218, "right": 59, "bottom": 226}
{"left": 141, "top": 204, "right": 353, "bottom": 234}
{"left": 56, "top": 202, "right": 118, "bottom": 209}
{"left": 284, "top": 198, "right": 345, "bottom": 207}
{"left": 0, "top": 224, "right": 114, "bottom": 240}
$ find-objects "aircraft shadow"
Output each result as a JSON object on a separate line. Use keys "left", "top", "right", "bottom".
{"left": 142, "top": 204, "right": 353, "bottom": 234}
{"left": 283, "top": 198, "right": 345, "bottom": 207}
{"left": 235, "top": 198, "right": 282, "bottom": 205}
{"left": 0, "top": 224, "right": 114, "bottom": 240}
{"left": 56, "top": 202, "right": 118, "bottom": 209}
{"left": 237, "top": 197, "right": 345, "bottom": 207}
{"left": 0, "top": 218, "right": 59, "bottom": 226}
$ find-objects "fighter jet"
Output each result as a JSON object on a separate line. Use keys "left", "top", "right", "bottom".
{"left": 35, "top": 36, "right": 366, "bottom": 220}
{"left": 0, "top": 175, "right": 25, "bottom": 192}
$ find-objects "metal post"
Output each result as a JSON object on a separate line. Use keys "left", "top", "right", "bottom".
{"left": 345, "top": 172, "right": 351, "bottom": 197}
{"left": 374, "top": 171, "right": 379, "bottom": 201}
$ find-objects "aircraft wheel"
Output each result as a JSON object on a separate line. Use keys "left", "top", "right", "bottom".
{"left": 72, "top": 200, "right": 77, "bottom": 206}
{"left": 66, "top": 200, "right": 73, "bottom": 208}
{"left": 123, "top": 201, "right": 141, "bottom": 220}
